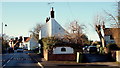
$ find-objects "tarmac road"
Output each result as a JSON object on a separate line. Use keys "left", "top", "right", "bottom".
{"left": 2, "top": 50, "right": 41, "bottom": 68}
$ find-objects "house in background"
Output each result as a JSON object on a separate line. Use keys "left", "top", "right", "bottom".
{"left": 104, "top": 28, "right": 120, "bottom": 47}
{"left": 104, "top": 1, "right": 120, "bottom": 46}
{"left": 8, "top": 36, "right": 39, "bottom": 50}
{"left": 104, "top": 28, "right": 115, "bottom": 45}
{"left": 23, "top": 35, "right": 39, "bottom": 50}
{"left": 23, "top": 37, "right": 30, "bottom": 50}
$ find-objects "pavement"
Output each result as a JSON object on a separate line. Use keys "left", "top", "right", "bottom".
{"left": 29, "top": 53, "right": 120, "bottom": 68}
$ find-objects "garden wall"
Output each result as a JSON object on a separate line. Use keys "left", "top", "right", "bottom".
{"left": 116, "top": 51, "right": 120, "bottom": 62}
{"left": 44, "top": 49, "right": 76, "bottom": 61}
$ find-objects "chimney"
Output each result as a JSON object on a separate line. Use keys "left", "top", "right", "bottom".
{"left": 46, "top": 17, "right": 50, "bottom": 23}
{"left": 50, "top": 7, "right": 54, "bottom": 18}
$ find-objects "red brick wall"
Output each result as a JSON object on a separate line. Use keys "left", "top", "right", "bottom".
{"left": 48, "top": 54, "right": 76, "bottom": 61}
{"left": 44, "top": 49, "right": 76, "bottom": 61}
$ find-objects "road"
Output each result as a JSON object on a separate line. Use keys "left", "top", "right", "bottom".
{"left": 2, "top": 50, "right": 120, "bottom": 68}
{"left": 2, "top": 50, "right": 41, "bottom": 68}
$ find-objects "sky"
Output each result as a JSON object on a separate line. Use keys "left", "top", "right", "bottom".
{"left": 0, "top": 0, "right": 119, "bottom": 41}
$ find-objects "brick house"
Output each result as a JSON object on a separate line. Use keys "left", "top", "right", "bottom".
{"left": 104, "top": 28, "right": 120, "bottom": 47}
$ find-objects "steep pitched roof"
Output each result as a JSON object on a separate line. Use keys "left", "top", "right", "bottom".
{"left": 49, "top": 18, "right": 68, "bottom": 35}
{"left": 40, "top": 7, "right": 69, "bottom": 38}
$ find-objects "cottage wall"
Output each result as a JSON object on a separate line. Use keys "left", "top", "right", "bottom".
{"left": 29, "top": 37, "right": 39, "bottom": 50}
{"left": 51, "top": 18, "right": 67, "bottom": 36}
{"left": 53, "top": 47, "right": 74, "bottom": 54}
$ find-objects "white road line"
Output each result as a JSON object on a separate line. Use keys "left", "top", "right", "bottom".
{"left": 3, "top": 64, "right": 6, "bottom": 67}
{"left": 34, "top": 58, "right": 44, "bottom": 68}
{"left": 3, "top": 55, "right": 14, "bottom": 67}
{"left": 38, "top": 62, "right": 44, "bottom": 68}
{"left": 6, "top": 60, "right": 10, "bottom": 63}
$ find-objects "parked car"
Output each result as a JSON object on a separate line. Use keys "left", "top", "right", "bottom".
{"left": 33, "top": 47, "right": 39, "bottom": 53}
{"left": 7, "top": 47, "right": 14, "bottom": 53}
{"left": 87, "top": 46, "right": 98, "bottom": 54}
{"left": 83, "top": 46, "right": 88, "bottom": 53}
{"left": 17, "top": 48, "right": 24, "bottom": 52}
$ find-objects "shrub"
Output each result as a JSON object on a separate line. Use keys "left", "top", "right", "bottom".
{"left": 107, "top": 43, "right": 120, "bottom": 51}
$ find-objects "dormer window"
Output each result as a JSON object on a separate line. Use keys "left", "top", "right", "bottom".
{"left": 61, "top": 47, "right": 66, "bottom": 52}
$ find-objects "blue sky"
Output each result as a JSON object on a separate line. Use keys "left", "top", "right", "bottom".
{"left": 1, "top": 2, "right": 118, "bottom": 41}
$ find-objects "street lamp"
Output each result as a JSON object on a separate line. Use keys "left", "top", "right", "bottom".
{"left": 1, "top": 22, "right": 7, "bottom": 46}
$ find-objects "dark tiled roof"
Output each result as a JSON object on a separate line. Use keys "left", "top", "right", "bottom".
{"left": 24, "top": 37, "right": 30, "bottom": 42}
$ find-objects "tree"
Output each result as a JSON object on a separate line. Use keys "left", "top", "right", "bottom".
{"left": 104, "top": 1, "right": 120, "bottom": 47}
{"left": 93, "top": 15, "right": 106, "bottom": 47}
{"left": 65, "top": 20, "right": 88, "bottom": 45}
{"left": 29, "top": 23, "right": 43, "bottom": 41}
{"left": 2, "top": 34, "right": 10, "bottom": 51}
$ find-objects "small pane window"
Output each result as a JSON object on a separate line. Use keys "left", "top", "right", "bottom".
{"left": 59, "top": 28, "right": 61, "bottom": 30}
{"left": 110, "top": 35, "right": 114, "bottom": 40}
{"left": 61, "top": 47, "right": 66, "bottom": 52}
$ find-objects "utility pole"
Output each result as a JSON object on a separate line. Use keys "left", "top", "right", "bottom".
{"left": 2, "top": 22, "right": 3, "bottom": 46}
{"left": 1, "top": 22, "right": 7, "bottom": 49}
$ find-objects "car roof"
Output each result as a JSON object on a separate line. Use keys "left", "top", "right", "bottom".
{"left": 88, "top": 46, "right": 97, "bottom": 47}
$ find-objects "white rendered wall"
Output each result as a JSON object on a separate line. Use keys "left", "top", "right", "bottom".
{"left": 53, "top": 47, "right": 74, "bottom": 54}
{"left": 29, "top": 37, "right": 39, "bottom": 50}
{"left": 41, "top": 25, "right": 49, "bottom": 38}
{"left": 47, "top": 19, "right": 52, "bottom": 37}
{"left": 40, "top": 18, "right": 68, "bottom": 38}
{"left": 51, "top": 18, "right": 67, "bottom": 37}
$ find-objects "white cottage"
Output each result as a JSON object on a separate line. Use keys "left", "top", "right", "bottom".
{"left": 39, "top": 7, "right": 68, "bottom": 39}
{"left": 23, "top": 36, "right": 39, "bottom": 50}
{"left": 39, "top": 7, "right": 77, "bottom": 61}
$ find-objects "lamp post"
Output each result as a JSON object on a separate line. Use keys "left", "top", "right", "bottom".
{"left": 1, "top": 22, "right": 7, "bottom": 47}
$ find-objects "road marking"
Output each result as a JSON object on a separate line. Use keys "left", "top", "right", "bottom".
{"left": 3, "top": 55, "right": 14, "bottom": 67}
{"left": 6, "top": 59, "right": 10, "bottom": 63}
{"left": 33, "top": 58, "right": 44, "bottom": 68}
{"left": 38, "top": 62, "right": 44, "bottom": 68}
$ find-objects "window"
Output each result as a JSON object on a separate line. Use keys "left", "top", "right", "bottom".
{"left": 61, "top": 47, "right": 66, "bottom": 52}
{"left": 110, "top": 35, "right": 114, "bottom": 40}
{"left": 59, "top": 28, "right": 61, "bottom": 30}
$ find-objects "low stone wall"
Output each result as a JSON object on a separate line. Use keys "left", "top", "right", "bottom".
{"left": 116, "top": 51, "right": 120, "bottom": 62}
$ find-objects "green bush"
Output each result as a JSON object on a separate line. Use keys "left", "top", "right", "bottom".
{"left": 107, "top": 43, "right": 120, "bottom": 51}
